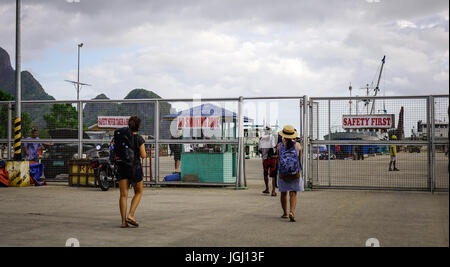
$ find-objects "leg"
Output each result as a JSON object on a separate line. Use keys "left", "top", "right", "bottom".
{"left": 175, "top": 160, "right": 181, "bottom": 172}
{"left": 119, "top": 179, "right": 129, "bottom": 227}
{"left": 262, "top": 161, "right": 269, "bottom": 193}
{"left": 289, "top": 191, "right": 297, "bottom": 214}
{"left": 263, "top": 175, "right": 269, "bottom": 193}
{"left": 393, "top": 160, "right": 399, "bottom": 171}
{"left": 271, "top": 177, "right": 277, "bottom": 196}
{"left": 289, "top": 191, "right": 297, "bottom": 222}
{"left": 280, "top": 192, "right": 288, "bottom": 217}
{"left": 128, "top": 181, "right": 143, "bottom": 224}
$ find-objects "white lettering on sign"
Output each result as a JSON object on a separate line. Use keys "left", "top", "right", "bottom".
{"left": 97, "top": 116, "right": 130, "bottom": 128}
{"left": 176, "top": 116, "right": 221, "bottom": 129}
{"left": 342, "top": 114, "right": 395, "bottom": 129}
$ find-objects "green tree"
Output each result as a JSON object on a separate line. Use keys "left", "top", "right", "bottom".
{"left": 0, "top": 90, "right": 32, "bottom": 138}
{"left": 43, "top": 103, "right": 78, "bottom": 130}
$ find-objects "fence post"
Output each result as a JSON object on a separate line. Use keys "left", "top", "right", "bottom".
{"left": 430, "top": 96, "right": 436, "bottom": 194}
{"left": 426, "top": 96, "right": 432, "bottom": 192}
{"left": 235, "top": 96, "right": 246, "bottom": 189}
{"left": 7, "top": 102, "right": 12, "bottom": 160}
{"left": 328, "top": 99, "right": 331, "bottom": 187}
{"left": 316, "top": 102, "right": 319, "bottom": 184}
{"left": 309, "top": 99, "right": 314, "bottom": 187}
{"left": 154, "top": 100, "right": 160, "bottom": 184}
{"left": 302, "top": 96, "right": 309, "bottom": 188}
{"left": 78, "top": 101, "right": 83, "bottom": 159}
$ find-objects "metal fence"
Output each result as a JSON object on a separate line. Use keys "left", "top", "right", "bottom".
{"left": 0, "top": 94, "right": 448, "bottom": 191}
{"left": 0, "top": 98, "right": 245, "bottom": 188}
{"left": 307, "top": 95, "right": 449, "bottom": 192}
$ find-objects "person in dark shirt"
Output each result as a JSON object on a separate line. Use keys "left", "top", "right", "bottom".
{"left": 169, "top": 129, "right": 183, "bottom": 174}
{"left": 118, "top": 116, "right": 147, "bottom": 228}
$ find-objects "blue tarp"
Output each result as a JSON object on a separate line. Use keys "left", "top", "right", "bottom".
{"left": 29, "top": 163, "right": 44, "bottom": 186}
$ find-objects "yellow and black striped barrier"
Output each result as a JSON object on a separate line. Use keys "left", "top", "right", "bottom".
{"left": 13, "top": 117, "right": 22, "bottom": 160}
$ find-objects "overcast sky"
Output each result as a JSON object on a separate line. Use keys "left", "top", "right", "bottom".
{"left": 0, "top": 0, "right": 448, "bottom": 102}
{"left": 0, "top": 0, "right": 448, "bottom": 136}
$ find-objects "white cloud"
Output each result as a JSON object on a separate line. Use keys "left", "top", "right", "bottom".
{"left": 397, "top": 20, "right": 418, "bottom": 29}
{"left": 0, "top": 0, "right": 448, "bottom": 100}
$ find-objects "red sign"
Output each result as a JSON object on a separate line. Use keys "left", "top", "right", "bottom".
{"left": 177, "top": 116, "right": 221, "bottom": 129}
{"left": 98, "top": 116, "right": 130, "bottom": 128}
{"left": 342, "top": 114, "right": 395, "bottom": 129}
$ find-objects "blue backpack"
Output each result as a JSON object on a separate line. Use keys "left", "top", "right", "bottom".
{"left": 279, "top": 142, "right": 301, "bottom": 180}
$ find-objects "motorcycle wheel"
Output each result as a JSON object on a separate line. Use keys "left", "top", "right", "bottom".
{"left": 98, "top": 169, "right": 110, "bottom": 191}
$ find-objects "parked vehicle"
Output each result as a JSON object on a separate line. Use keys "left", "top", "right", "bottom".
{"left": 41, "top": 129, "right": 94, "bottom": 179}
{"left": 406, "top": 145, "right": 421, "bottom": 153}
{"left": 312, "top": 146, "right": 336, "bottom": 160}
{"left": 89, "top": 142, "right": 118, "bottom": 191}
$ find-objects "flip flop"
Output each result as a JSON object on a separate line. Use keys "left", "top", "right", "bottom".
{"left": 126, "top": 218, "right": 139, "bottom": 227}
{"left": 289, "top": 213, "right": 296, "bottom": 222}
{"left": 121, "top": 222, "right": 129, "bottom": 228}
{"left": 281, "top": 214, "right": 289, "bottom": 219}
{"left": 271, "top": 192, "right": 277, "bottom": 197}
{"left": 262, "top": 190, "right": 270, "bottom": 194}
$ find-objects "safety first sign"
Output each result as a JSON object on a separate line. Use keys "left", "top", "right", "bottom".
{"left": 342, "top": 114, "right": 395, "bottom": 129}
{"left": 98, "top": 116, "right": 130, "bottom": 128}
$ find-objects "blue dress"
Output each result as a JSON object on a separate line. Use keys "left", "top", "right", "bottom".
{"left": 277, "top": 142, "right": 304, "bottom": 192}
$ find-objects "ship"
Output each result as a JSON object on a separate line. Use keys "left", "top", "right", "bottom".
{"left": 322, "top": 56, "right": 403, "bottom": 159}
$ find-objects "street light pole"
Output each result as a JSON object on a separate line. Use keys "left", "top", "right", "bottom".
{"left": 14, "top": 0, "right": 22, "bottom": 160}
{"left": 77, "top": 43, "right": 83, "bottom": 101}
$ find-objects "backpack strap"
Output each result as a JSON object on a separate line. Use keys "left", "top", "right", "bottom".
{"left": 279, "top": 142, "right": 285, "bottom": 154}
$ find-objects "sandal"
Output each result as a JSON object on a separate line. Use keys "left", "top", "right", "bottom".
{"left": 289, "top": 212, "right": 296, "bottom": 222}
{"left": 262, "top": 190, "right": 270, "bottom": 194}
{"left": 271, "top": 192, "right": 277, "bottom": 197}
{"left": 281, "top": 214, "right": 289, "bottom": 219}
{"left": 126, "top": 217, "right": 139, "bottom": 227}
{"left": 121, "top": 222, "right": 129, "bottom": 228}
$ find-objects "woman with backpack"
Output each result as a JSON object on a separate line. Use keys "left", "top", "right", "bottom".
{"left": 116, "top": 116, "right": 147, "bottom": 228}
{"left": 277, "top": 125, "right": 304, "bottom": 222}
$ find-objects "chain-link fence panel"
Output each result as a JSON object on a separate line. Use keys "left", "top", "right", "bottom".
{"left": 309, "top": 96, "right": 432, "bottom": 190}
{"left": 311, "top": 143, "right": 429, "bottom": 189}
{"left": 0, "top": 143, "right": 9, "bottom": 160}
{"left": 0, "top": 102, "right": 10, "bottom": 140}
{"left": 83, "top": 100, "right": 156, "bottom": 139}
{"left": 157, "top": 142, "right": 238, "bottom": 185}
{"left": 433, "top": 96, "right": 449, "bottom": 190}
{"left": 159, "top": 100, "right": 239, "bottom": 141}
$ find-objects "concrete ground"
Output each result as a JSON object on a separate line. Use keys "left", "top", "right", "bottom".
{"left": 0, "top": 178, "right": 448, "bottom": 247}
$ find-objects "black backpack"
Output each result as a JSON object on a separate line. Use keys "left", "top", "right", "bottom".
{"left": 113, "top": 127, "right": 135, "bottom": 167}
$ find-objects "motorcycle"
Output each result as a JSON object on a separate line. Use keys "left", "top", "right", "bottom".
{"left": 89, "top": 143, "right": 118, "bottom": 191}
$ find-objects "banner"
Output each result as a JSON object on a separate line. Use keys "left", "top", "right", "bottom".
{"left": 342, "top": 114, "right": 395, "bottom": 129}
{"left": 98, "top": 116, "right": 130, "bottom": 128}
{"left": 177, "top": 116, "right": 221, "bottom": 129}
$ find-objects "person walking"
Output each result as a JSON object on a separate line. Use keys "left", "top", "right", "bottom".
{"left": 277, "top": 125, "right": 303, "bottom": 222}
{"left": 24, "top": 129, "right": 41, "bottom": 162}
{"left": 258, "top": 125, "right": 278, "bottom": 196}
{"left": 389, "top": 135, "right": 399, "bottom": 171}
{"left": 169, "top": 129, "right": 183, "bottom": 174}
{"left": 24, "top": 128, "right": 53, "bottom": 162}
{"left": 357, "top": 145, "right": 364, "bottom": 160}
{"left": 116, "top": 116, "right": 147, "bottom": 228}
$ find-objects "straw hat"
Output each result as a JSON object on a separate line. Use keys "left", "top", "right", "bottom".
{"left": 279, "top": 125, "right": 298, "bottom": 139}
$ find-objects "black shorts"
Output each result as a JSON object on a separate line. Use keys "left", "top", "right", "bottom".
{"left": 117, "top": 162, "right": 143, "bottom": 184}
{"left": 172, "top": 145, "right": 182, "bottom": 161}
